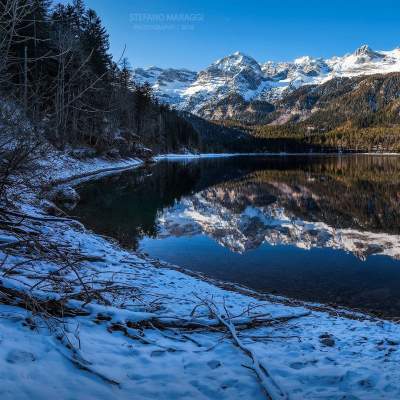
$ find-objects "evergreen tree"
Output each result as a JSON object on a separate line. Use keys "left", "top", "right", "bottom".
{"left": 81, "top": 8, "right": 110, "bottom": 77}
{"left": 0, "top": 0, "right": 201, "bottom": 154}
{"left": 71, "top": 0, "right": 85, "bottom": 34}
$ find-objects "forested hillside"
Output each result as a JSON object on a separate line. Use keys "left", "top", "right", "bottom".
{"left": 0, "top": 0, "right": 201, "bottom": 157}
{"left": 221, "top": 73, "right": 400, "bottom": 152}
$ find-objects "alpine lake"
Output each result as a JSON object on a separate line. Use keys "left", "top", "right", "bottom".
{"left": 71, "top": 155, "right": 400, "bottom": 318}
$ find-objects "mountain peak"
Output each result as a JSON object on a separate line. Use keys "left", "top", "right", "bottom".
{"left": 218, "top": 51, "right": 257, "bottom": 64}
{"left": 354, "top": 44, "right": 379, "bottom": 57}
{"left": 210, "top": 51, "right": 261, "bottom": 74}
{"left": 294, "top": 55, "right": 314, "bottom": 64}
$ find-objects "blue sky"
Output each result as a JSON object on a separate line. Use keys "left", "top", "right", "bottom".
{"left": 68, "top": 0, "right": 400, "bottom": 70}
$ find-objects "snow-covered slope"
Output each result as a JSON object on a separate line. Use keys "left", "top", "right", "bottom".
{"left": 132, "top": 66, "right": 197, "bottom": 106}
{"left": 132, "top": 45, "right": 400, "bottom": 116}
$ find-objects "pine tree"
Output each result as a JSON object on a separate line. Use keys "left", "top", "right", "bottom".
{"left": 0, "top": 0, "right": 201, "bottom": 154}
{"left": 81, "top": 8, "right": 111, "bottom": 77}
{"left": 3, "top": 0, "right": 52, "bottom": 113}
{"left": 71, "top": 0, "right": 85, "bottom": 34}
{"left": 119, "top": 58, "right": 133, "bottom": 90}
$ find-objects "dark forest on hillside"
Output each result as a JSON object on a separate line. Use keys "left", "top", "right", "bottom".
{"left": 0, "top": 0, "right": 203, "bottom": 157}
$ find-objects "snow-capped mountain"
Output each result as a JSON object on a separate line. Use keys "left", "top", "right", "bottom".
{"left": 132, "top": 66, "right": 197, "bottom": 105}
{"left": 132, "top": 45, "right": 400, "bottom": 117}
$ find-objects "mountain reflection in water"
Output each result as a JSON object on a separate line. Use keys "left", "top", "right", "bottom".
{"left": 74, "top": 155, "right": 400, "bottom": 317}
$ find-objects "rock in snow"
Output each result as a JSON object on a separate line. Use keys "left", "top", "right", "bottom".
{"left": 52, "top": 186, "right": 80, "bottom": 205}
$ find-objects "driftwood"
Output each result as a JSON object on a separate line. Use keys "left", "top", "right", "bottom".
{"left": 121, "top": 301, "right": 305, "bottom": 400}
{"left": 205, "top": 300, "right": 288, "bottom": 400}
{"left": 125, "top": 311, "right": 310, "bottom": 333}
{"left": 0, "top": 207, "right": 84, "bottom": 228}
{"left": 56, "top": 346, "right": 120, "bottom": 386}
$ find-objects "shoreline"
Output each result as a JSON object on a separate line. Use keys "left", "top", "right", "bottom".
{"left": 2, "top": 153, "right": 400, "bottom": 399}
{"left": 154, "top": 152, "right": 400, "bottom": 160}
{"left": 54, "top": 153, "right": 400, "bottom": 323}
{"left": 143, "top": 254, "right": 384, "bottom": 322}
{"left": 54, "top": 153, "right": 400, "bottom": 321}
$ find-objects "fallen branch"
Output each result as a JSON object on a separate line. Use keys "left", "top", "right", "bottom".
{"left": 127, "top": 311, "right": 310, "bottom": 332}
{"left": 0, "top": 207, "right": 83, "bottom": 226}
{"left": 56, "top": 346, "right": 120, "bottom": 386}
{"left": 206, "top": 301, "right": 288, "bottom": 400}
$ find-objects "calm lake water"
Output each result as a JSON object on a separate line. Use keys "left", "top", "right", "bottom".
{"left": 73, "top": 155, "right": 400, "bottom": 318}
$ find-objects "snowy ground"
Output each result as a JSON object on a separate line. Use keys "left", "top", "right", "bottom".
{"left": 1, "top": 154, "right": 400, "bottom": 399}
{"left": 37, "top": 150, "right": 143, "bottom": 183}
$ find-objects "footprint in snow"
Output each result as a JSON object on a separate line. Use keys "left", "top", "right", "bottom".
{"left": 207, "top": 360, "right": 221, "bottom": 369}
{"left": 319, "top": 333, "right": 336, "bottom": 347}
{"left": 6, "top": 349, "right": 36, "bottom": 364}
{"left": 150, "top": 350, "right": 165, "bottom": 357}
{"left": 289, "top": 360, "right": 317, "bottom": 370}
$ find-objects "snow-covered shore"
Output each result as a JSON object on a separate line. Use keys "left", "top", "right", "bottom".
{"left": 1, "top": 153, "right": 400, "bottom": 399}
{"left": 154, "top": 152, "right": 400, "bottom": 161}
{"left": 38, "top": 152, "right": 144, "bottom": 184}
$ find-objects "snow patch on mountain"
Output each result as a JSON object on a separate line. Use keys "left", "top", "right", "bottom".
{"left": 132, "top": 66, "right": 197, "bottom": 106}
